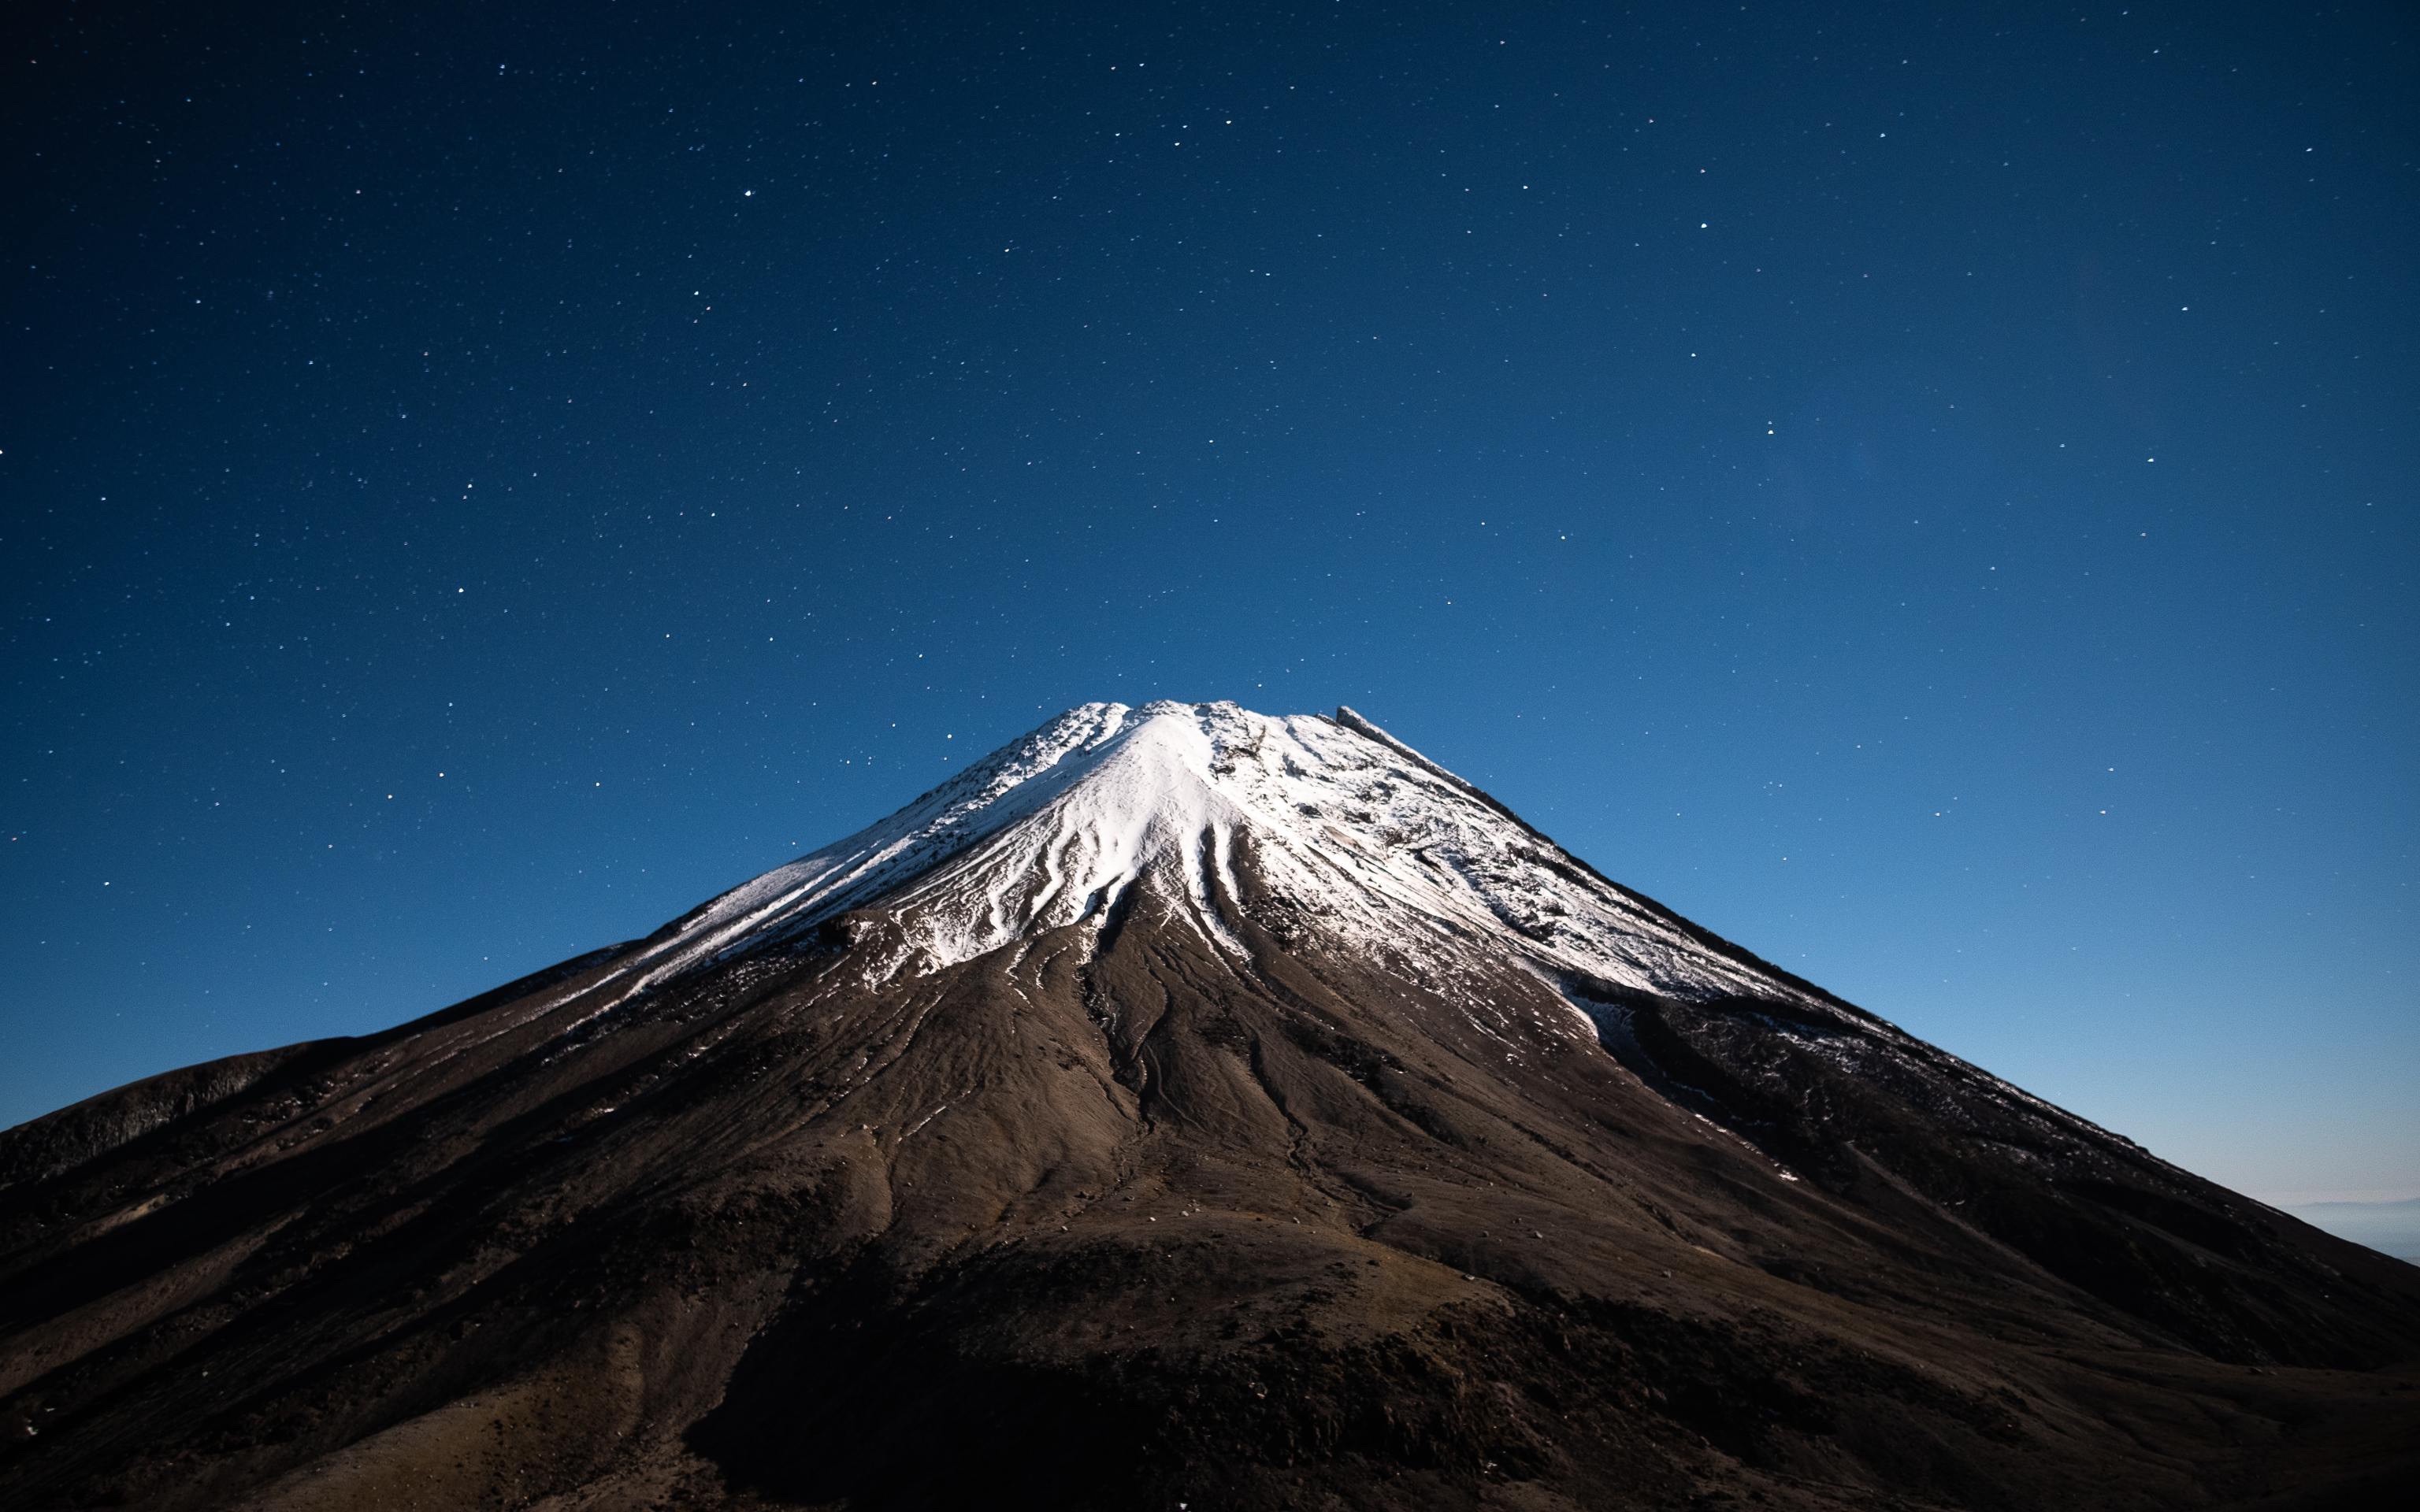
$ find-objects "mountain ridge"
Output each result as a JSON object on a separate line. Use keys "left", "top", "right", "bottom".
{"left": 3, "top": 699, "right": 2414, "bottom": 1510}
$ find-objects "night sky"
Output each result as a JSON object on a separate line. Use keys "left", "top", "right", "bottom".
{"left": 4, "top": 2, "right": 2413, "bottom": 1203}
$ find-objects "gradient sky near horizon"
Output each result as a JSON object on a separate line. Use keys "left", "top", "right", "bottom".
{"left": 3, "top": 1, "right": 2413, "bottom": 1203}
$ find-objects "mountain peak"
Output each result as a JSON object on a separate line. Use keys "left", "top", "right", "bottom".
{"left": 614, "top": 700, "right": 1795, "bottom": 1014}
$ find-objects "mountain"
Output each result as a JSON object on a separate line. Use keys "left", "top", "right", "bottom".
{"left": 3, "top": 700, "right": 2415, "bottom": 1510}
{"left": 2286, "top": 1199, "right": 2420, "bottom": 1266}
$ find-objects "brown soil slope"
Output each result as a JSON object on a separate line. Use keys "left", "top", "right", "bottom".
{"left": 2, "top": 703, "right": 2414, "bottom": 1510}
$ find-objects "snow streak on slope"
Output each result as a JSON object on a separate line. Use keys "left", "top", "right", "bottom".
{"left": 623, "top": 701, "right": 1810, "bottom": 1008}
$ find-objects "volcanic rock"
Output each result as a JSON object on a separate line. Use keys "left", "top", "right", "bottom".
{"left": 4, "top": 701, "right": 2414, "bottom": 1509}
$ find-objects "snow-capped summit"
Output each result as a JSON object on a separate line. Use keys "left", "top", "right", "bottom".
{"left": 629, "top": 700, "right": 1805, "bottom": 1010}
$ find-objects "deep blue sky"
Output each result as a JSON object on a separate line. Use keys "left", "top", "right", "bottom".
{"left": 4, "top": 2, "right": 2413, "bottom": 1202}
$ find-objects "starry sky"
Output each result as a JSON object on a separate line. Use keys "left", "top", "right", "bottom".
{"left": 3, "top": 2, "right": 2413, "bottom": 1202}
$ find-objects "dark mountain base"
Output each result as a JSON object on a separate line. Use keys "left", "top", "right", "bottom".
{"left": 5, "top": 841, "right": 2417, "bottom": 1509}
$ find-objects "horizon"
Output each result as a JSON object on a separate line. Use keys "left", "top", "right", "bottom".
{"left": 4, "top": 2, "right": 2414, "bottom": 1214}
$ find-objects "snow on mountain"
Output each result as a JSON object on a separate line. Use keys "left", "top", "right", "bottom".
{"left": 13, "top": 699, "right": 2420, "bottom": 1512}
{"left": 614, "top": 701, "right": 1811, "bottom": 1014}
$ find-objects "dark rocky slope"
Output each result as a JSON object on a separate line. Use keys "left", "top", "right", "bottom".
{"left": 3, "top": 702, "right": 2413, "bottom": 1510}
